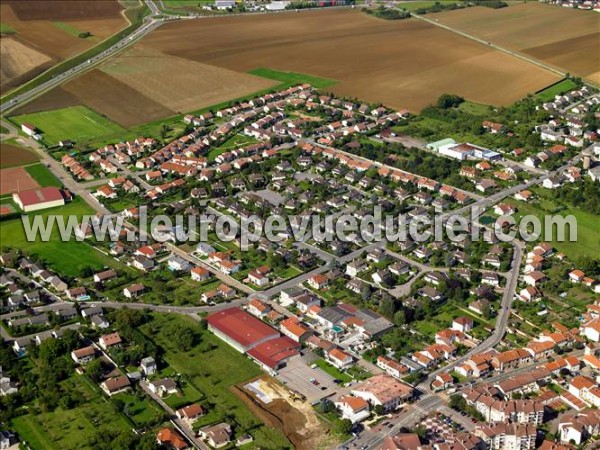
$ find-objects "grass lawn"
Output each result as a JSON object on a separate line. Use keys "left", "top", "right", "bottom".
{"left": 25, "top": 163, "right": 62, "bottom": 187}
{"left": 535, "top": 79, "right": 578, "bottom": 102}
{"left": 10, "top": 106, "right": 126, "bottom": 146}
{"left": 207, "top": 134, "right": 259, "bottom": 162}
{"left": 12, "top": 374, "right": 133, "bottom": 450}
{"left": 398, "top": 1, "right": 439, "bottom": 11}
{"left": 140, "top": 313, "right": 291, "bottom": 448}
{"left": 315, "top": 358, "right": 352, "bottom": 383}
{"left": 113, "top": 392, "right": 164, "bottom": 427}
{"left": 248, "top": 68, "right": 338, "bottom": 89}
{"left": 458, "top": 101, "right": 493, "bottom": 116}
{"left": 0, "top": 197, "right": 124, "bottom": 277}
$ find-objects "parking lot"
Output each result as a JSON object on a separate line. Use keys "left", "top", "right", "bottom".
{"left": 277, "top": 354, "right": 351, "bottom": 404}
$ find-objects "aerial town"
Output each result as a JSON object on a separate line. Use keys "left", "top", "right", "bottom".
{"left": 0, "top": 1, "right": 599, "bottom": 450}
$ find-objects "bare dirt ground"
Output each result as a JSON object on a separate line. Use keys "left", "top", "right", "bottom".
{"left": 101, "top": 46, "right": 277, "bottom": 113}
{"left": 5, "top": 0, "right": 123, "bottom": 22}
{"left": 235, "top": 376, "right": 336, "bottom": 450}
{"left": 139, "top": 8, "right": 559, "bottom": 111}
{"left": 59, "top": 70, "right": 175, "bottom": 128}
{"left": 0, "top": 143, "right": 39, "bottom": 169}
{"left": 0, "top": 166, "right": 39, "bottom": 195}
{"left": 433, "top": 3, "right": 600, "bottom": 83}
{"left": 0, "top": 37, "right": 52, "bottom": 89}
{"left": 0, "top": 0, "right": 127, "bottom": 92}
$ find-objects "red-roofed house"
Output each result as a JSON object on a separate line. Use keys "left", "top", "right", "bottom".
{"left": 327, "top": 347, "right": 353, "bottom": 369}
{"left": 280, "top": 318, "right": 312, "bottom": 342}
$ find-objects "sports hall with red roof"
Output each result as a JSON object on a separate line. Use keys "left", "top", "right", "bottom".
{"left": 206, "top": 307, "right": 299, "bottom": 372}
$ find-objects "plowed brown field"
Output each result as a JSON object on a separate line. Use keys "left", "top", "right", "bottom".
{"left": 0, "top": 143, "right": 38, "bottom": 169}
{"left": 0, "top": 0, "right": 126, "bottom": 92}
{"left": 13, "top": 8, "right": 563, "bottom": 123}
{"left": 101, "top": 47, "right": 278, "bottom": 114}
{"left": 138, "top": 8, "right": 559, "bottom": 111}
{"left": 433, "top": 3, "right": 600, "bottom": 84}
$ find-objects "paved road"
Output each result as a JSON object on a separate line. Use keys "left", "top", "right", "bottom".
{"left": 0, "top": 1, "right": 166, "bottom": 114}
{"left": 0, "top": 118, "right": 111, "bottom": 215}
{"left": 166, "top": 243, "right": 255, "bottom": 295}
{"left": 140, "top": 380, "right": 209, "bottom": 450}
{"left": 347, "top": 238, "right": 524, "bottom": 450}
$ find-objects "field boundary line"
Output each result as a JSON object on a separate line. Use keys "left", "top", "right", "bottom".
{"left": 411, "top": 12, "right": 599, "bottom": 89}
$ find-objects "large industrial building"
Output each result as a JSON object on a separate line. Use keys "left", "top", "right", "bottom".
{"left": 12, "top": 187, "right": 66, "bottom": 212}
{"left": 206, "top": 307, "right": 299, "bottom": 373}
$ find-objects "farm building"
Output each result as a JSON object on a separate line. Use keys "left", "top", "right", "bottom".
{"left": 12, "top": 187, "right": 66, "bottom": 212}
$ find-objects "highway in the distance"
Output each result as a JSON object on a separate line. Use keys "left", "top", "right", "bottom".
{"left": 0, "top": 0, "right": 165, "bottom": 115}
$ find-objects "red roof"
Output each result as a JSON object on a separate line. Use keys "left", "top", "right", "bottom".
{"left": 247, "top": 336, "right": 300, "bottom": 369}
{"left": 205, "top": 307, "right": 279, "bottom": 349}
{"left": 15, "top": 187, "right": 64, "bottom": 207}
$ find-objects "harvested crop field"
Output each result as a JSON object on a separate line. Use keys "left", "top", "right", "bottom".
{"left": 0, "top": 37, "right": 52, "bottom": 89}
{"left": 0, "top": 166, "right": 39, "bottom": 195}
{"left": 433, "top": 3, "right": 600, "bottom": 84}
{"left": 0, "top": 142, "right": 38, "bottom": 169}
{"left": 0, "top": 0, "right": 126, "bottom": 91}
{"left": 134, "top": 8, "right": 559, "bottom": 111}
{"left": 14, "top": 8, "right": 561, "bottom": 122}
{"left": 37, "top": 70, "right": 174, "bottom": 128}
{"left": 5, "top": 0, "right": 123, "bottom": 21}
{"left": 14, "top": 50, "right": 278, "bottom": 127}
{"left": 101, "top": 47, "right": 278, "bottom": 114}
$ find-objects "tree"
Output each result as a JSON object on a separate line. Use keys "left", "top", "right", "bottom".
{"left": 437, "top": 94, "right": 464, "bottom": 109}
{"left": 333, "top": 418, "right": 353, "bottom": 436}
{"left": 449, "top": 394, "right": 467, "bottom": 411}
{"left": 374, "top": 404, "right": 385, "bottom": 416}
{"left": 393, "top": 310, "right": 406, "bottom": 326}
{"left": 86, "top": 358, "right": 104, "bottom": 382}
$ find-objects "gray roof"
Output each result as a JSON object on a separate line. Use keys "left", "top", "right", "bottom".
{"left": 317, "top": 306, "right": 352, "bottom": 325}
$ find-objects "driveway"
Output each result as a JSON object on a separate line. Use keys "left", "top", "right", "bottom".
{"left": 277, "top": 354, "right": 350, "bottom": 404}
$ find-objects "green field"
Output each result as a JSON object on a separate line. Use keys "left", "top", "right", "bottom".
{"left": 0, "top": 197, "right": 123, "bottom": 277}
{"left": 52, "top": 21, "right": 90, "bottom": 39}
{"left": 11, "top": 106, "right": 126, "bottom": 146}
{"left": 0, "top": 23, "right": 16, "bottom": 34}
{"left": 398, "top": 1, "right": 439, "bottom": 11}
{"left": 507, "top": 198, "right": 599, "bottom": 261}
{"left": 249, "top": 68, "right": 338, "bottom": 89}
{"left": 11, "top": 374, "right": 133, "bottom": 450}
{"left": 113, "top": 392, "right": 165, "bottom": 427}
{"left": 536, "top": 79, "right": 578, "bottom": 102}
{"left": 25, "top": 163, "right": 62, "bottom": 187}
{"left": 139, "top": 313, "right": 292, "bottom": 447}
{"left": 207, "top": 134, "right": 259, "bottom": 162}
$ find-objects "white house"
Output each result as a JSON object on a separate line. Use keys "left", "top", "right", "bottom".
{"left": 326, "top": 348, "right": 353, "bottom": 369}
{"left": 334, "top": 396, "right": 371, "bottom": 423}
